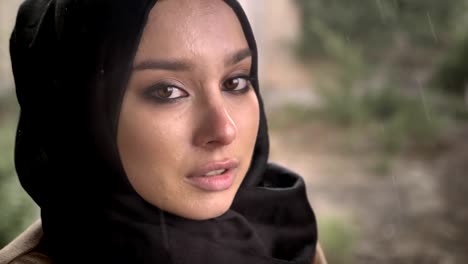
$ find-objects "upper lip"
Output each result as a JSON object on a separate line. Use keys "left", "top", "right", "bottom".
{"left": 188, "top": 158, "right": 239, "bottom": 178}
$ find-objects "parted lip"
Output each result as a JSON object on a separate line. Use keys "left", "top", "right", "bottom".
{"left": 188, "top": 158, "right": 239, "bottom": 178}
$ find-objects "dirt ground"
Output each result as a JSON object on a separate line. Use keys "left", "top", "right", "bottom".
{"left": 268, "top": 123, "right": 468, "bottom": 264}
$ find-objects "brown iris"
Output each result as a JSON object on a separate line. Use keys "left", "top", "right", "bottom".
{"left": 224, "top": 78, "right": 240, "bottom": 90}
{"left": 156, "top": 86, "right": 174, "bottom": 98}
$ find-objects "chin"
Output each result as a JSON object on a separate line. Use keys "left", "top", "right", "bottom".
{"left": 173, "top": 192, "right": 236, "bottom": 221}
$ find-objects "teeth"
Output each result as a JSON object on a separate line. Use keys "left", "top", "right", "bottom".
{"left": 204, "top": 169, "right": 226, "bottom": 176}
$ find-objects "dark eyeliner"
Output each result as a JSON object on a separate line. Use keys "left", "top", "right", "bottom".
{"left": 142, "top": 82, "right": 187, "bottom": 103}
{"left": 223, "top": 75, "right": 255, "bottom": 94}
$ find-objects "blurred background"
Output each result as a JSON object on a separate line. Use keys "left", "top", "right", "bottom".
{"left": 1, "top": 0, "right": 468, "bottom": 263}
{"left": 0, "top": 0, "right": 39, "bottom": 251}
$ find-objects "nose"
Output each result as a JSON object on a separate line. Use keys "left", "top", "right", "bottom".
{"left": 193, "top": 96, "right": 237, "bottom": 148}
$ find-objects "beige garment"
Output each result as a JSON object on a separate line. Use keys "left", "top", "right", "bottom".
{"left": 0, "top": 219, "right": 327, "bottom": 264}
{"left": 0, "top": 220, "right": 50, "bottom": 264}
{"left": 314, "top": 243, "right": 328, "bottom": 264}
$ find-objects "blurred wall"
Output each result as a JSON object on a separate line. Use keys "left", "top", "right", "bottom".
{"left": 0, "top": 0, "right": 22, "bottom": 95}
{"left": 238, "top": 0, "right": 312, "bottom": 90}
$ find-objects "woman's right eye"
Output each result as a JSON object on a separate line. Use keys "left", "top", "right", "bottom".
{"left": 144, "top": 84, "right": 188, "bottom": 102}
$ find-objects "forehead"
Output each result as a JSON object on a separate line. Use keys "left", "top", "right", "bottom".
{"left": 134, "top": 0, "right": 248, "bottom": 62}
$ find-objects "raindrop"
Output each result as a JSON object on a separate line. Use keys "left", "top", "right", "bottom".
{"left": 417, "top": 79, "right": 433, "bottom": 123}
{"left": 426, "top": 12, "right": 438, "bottom": 43}
{"left": 375, "top": 0, "right": 385, "bottom": 22}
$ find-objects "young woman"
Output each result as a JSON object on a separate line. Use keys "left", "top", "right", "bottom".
{"left": 0, "top": 0, "right": 327, "bottom": 263}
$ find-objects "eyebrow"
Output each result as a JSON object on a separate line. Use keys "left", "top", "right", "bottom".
{"left": 133, "top": 58, "right": 192, "bottom": 71}
{"left": 224, "top": 48, "right": 252, "bottom": 67}
{"left": 133, "top": 48, "right": 252, "bottom": 72}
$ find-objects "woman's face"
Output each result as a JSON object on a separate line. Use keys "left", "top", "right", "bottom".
{"left": 117, "top": 0, "right": 259, "bottom": 220}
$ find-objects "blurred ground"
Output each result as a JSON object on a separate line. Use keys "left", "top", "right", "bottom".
{"left": 267, "top": 113, "right": 468, "bottom": 263}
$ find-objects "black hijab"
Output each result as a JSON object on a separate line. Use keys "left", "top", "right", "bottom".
{"left": 10, "top": 0, "right": 317, "bottom": 263}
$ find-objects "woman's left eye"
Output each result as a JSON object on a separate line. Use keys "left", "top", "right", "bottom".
{"left": 143, "top": 83, "right": 189, "bottom": 104}
{"left": 222, "top": 76, "right": 252, "bottom": 93}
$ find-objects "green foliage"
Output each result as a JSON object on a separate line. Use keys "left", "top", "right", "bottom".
{"left": 294, "top": 0, "right": 468, "bottom": 96}
{"left": 432, "top": 0, "right": 468, "bottom": 95}
{"left": 268, "top": 20, "right": 465, "bottom": 159}
{"left": 267, "top": 104, "right": 316, "bottom": 130}
{"left": 315, "top": 84, "right": 449, "bottom": 154}
{"left": 283, "top": 7, "right": 468, "bottom": 154}
{"left": 0, "top": 94, "right": 38, "bottom": 247}
{"left": 432, "top": 34, "right": 468, "bottom": 95}
{"left": 369, "top": 88, "right": 438, "bottom": 154}
{"left": 318, "top": 216, "right": 357, "bottom": 264}
{"left": 294, "top": 0, "right": 461, "bottom": 61}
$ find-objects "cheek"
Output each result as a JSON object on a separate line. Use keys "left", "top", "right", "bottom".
{"left": 117, "top": 96, "right": 189, "bottom": 196}
{"left": 119, "top": 110, "right": 181, "bottom": 165}
{"left": 242, "top": 92, "right": 260, "bottom": 139}
{"left": 229, "top": 91, "right": 260, "bottom": 190}
{"left": 231, "top": 91, "right": 260, "bottom": 160}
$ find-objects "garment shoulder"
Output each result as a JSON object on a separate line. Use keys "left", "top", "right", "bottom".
{"left": 7, "top": 252, "right": 51, "bottom": 264}
{"left": 0, "top": 220, "right": 51, "bottom": 264}
{"left": 312, "top": 242, "right": 328, "bottom": 264}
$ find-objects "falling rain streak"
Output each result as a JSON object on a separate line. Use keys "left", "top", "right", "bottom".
{"left": 391, "top": 170, "right": 403, "bottom": 236}
{"left": 375, "top": 0, "right": 385, "bottom": 22}
{"left": 427, "top": 12, "right": 438, "bottom": 43}
{"left": 417, "top": 79, "right": 433, "bottom": 123}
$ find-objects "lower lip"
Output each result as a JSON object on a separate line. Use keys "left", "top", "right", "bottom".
{"left": 186, "top": 169, "right": 236, "bottom": 192}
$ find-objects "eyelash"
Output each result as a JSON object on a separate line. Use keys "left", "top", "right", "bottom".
{"left": 222, "top": 75, "right": 255, "bottom": 94}
{"left": 143, "top": 82, "right": 188, "bottom": 103}
{"left": 144, "top": 75, "right": 255, "bottom": 104}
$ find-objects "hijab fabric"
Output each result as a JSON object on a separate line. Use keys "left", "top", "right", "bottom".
{"left": 10, "top": 0, "right": 318, "bottom": 263}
